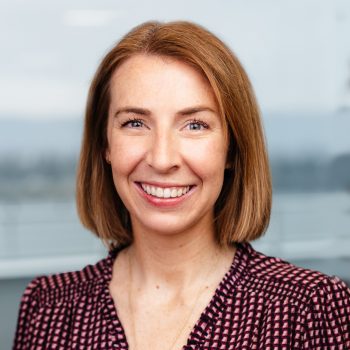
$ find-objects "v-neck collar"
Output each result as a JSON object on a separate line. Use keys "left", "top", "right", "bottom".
{"left": 99, "top": 243, "right": 249, "bottom": 349}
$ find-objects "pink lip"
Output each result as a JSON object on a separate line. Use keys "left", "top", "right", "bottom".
{"left": 134, "top": 182, "right": 195, "bottom": 208}
{"left": 137, "top": 181, "right": 192, "bottom": 188}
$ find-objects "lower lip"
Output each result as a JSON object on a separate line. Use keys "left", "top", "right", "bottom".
{"left": 134, "top": 183, "right": 195, "bottom": 208}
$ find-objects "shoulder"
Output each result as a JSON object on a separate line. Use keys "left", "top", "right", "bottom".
{"left": 237, "top": 243, "right": 350, "bottom": 347}
{"left": 21, "top": 252, "right": 113, "bottom": 307}
{"left": 236, "top": 242, "right": 350, "bottom": 315}
{"left": 13, "top": 253, "right": 114, "bottom": 349}
{"left": 238, "top": 244, "right": 350, "bottom": 306}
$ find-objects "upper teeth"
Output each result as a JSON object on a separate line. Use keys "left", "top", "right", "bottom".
{"left": 141, "top": 184, "right": 190, "bottom": 198}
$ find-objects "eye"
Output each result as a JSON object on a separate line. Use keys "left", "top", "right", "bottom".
{"left": 186, "top": 119, "right": 209, "bottom": 131}
{"left": 121, "top": 118, "right": 144, "bottom": 128}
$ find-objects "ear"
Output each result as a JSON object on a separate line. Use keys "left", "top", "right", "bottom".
{"left": 225, "top": 159, "right": 234, "bottom": 170}
{"left": 105, "top": 149, "right": 111, "bottom": 164}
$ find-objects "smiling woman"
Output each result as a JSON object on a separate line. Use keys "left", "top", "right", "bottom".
{"left": 13, "top": 21, "right": 350, "bottom": 350}
{"left": 105, "top": 54, "right": 228, "bottom": 240}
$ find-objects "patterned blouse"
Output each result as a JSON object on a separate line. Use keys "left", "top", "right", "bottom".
{"left": 13, "top": 243, "right": 350, "bottom": 349}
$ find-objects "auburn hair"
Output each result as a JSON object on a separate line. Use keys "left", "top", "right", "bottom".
{"left": 76, "top": 20, "right": 272, "bottom": 249}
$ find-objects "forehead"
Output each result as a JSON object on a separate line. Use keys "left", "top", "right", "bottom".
{"left": 109, "top": 54, "right": 217, "bottom": 107}
{"left": 111, "top": 54, "right": 208, "bottom": 83}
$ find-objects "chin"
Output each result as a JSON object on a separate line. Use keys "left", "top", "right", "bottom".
{"left": 132, "top": 215, "right": 201, "bottom": 237}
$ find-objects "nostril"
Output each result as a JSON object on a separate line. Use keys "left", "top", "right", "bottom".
{"left": 145, "top": 137, "right": 181, "bottom": 171}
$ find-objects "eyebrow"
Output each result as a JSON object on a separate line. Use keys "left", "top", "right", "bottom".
{"left": 176, "top": 106, "right": 216, "bottom": 116}
{"left": 114, "top": 107, "right": 151, "bottom": 118}
{"left": 114, "top": 106, "right": 216, "bottom": 118}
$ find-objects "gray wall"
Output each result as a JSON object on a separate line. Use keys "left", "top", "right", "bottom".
{"left": 1, "top": 278, "right": 32, "bottom": 350}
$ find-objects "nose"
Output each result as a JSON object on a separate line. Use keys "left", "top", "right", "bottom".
{"left": 146, "top": 130, "right": 180, "bottom": 173}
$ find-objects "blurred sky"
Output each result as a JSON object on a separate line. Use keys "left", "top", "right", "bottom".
{"left": 0, "top": 0, "right": 350, "bottom": 119}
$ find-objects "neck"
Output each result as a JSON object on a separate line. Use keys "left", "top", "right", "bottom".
{"left": 126, "top": 221, "right": 228, "bottom": 291}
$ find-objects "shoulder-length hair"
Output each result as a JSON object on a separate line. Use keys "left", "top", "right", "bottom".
{"left": 76, "top": 20, "right": 272, "bottom": 249}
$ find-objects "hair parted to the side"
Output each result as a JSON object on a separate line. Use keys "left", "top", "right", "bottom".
{"left": 76, "top": 20, "right": 272, "bottom": 249}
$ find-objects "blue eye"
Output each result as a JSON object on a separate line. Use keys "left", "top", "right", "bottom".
{"left": 121, "top": 118, "right": 144, "bottom": 128}
{"left": 187, "top": 120, "right": 209, "bottom": 130}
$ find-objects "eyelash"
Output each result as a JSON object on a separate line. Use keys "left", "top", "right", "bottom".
{"left": 120, "top": 117, "right": 209, "bottom": 130}
{"left": 187, "top": 119, "right": 209, "bottom": 130}
{"left": 120, "top": 118, "right": 144, "bottom": 128}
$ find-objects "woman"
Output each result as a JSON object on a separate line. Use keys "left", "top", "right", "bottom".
{"left": 13, "top": 21, "right": 349, "bottom": 350}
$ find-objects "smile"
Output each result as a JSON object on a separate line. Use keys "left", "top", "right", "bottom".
{"left": 140, "top": 183, "right": 191, "bottom": 198}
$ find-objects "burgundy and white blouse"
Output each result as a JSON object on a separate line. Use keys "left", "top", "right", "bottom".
{"left": 13, "top": 243, "right": 350, "bottom": 349}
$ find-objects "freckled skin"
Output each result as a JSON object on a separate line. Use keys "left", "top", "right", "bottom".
{"left": 105, "top": 54, "right": 228, "bottom": 241}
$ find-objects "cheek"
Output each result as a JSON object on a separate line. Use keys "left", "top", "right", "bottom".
{"left": 109, "top": 136, "right": 145, "bottom": 176}
{"left": 183, "top": 138, "right": 227, "bottom": 185}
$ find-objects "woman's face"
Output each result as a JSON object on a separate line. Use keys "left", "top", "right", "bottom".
{"left": 106, "top": 54, "right": 228, "bottom": 237}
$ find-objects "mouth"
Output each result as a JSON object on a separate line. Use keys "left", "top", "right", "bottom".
{"left": 138, "top": 182, "right": 194, "bottom": 199}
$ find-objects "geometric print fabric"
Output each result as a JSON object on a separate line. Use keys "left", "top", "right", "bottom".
{"left": 13, "top": 243, "right": 350, "bottom": 349}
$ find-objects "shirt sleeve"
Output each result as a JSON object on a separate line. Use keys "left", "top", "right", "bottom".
{"left": 303, "top": 276, "right": 350, "bottom": 349}
{"left": 12, "top": 277, "right": 42, "bottom": 350}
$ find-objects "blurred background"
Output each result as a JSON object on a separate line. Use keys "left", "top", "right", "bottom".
{"left": 1, "top": 0, "right": 350, "bottom": 348}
